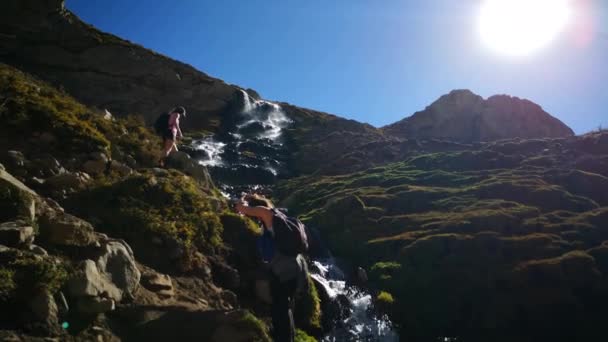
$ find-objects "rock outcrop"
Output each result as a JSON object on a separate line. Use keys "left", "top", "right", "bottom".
{"left": 383, "top": 89, "right": 574, "bottom": 142}
{"left": 0, "top": 0, "right": 240, "bottom": 132}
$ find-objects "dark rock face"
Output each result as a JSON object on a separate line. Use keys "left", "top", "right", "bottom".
{"left": 0, "top": 0, "right": 240, "bottom": 132}
{"left": 383, "top": 89, "right": 574, "bottom": 142}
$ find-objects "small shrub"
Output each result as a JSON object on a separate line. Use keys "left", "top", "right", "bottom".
{"left": 236, "top": 311, "right": 271, "bottom": 342}
{"left": 295, "top": 329, "right": 318, "bottom": 342}
{"left": 377, "top": 291, "right": 395, "bottom": 305}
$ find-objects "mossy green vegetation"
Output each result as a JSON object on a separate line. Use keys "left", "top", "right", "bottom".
{"left": 295, "top": 275, "right": 322, "bottom": 333}
{"left": 0, "top": 62, "right": 160, "bottom": 169}
{"left": 277, "top": 133, "right": 608, "bottom": 340}
{"left": 376, "top": 291, "right": 394, "bottom": 305}
{"left": 0, "top": 178, "right": 33, "bottom": 223}
{"left": 295, "top": 329, "right": 318, "bottom": 342}
{"left": 0, "top": 249, "right": 67, "bottom": 299}
{"left": 64, "top": 170, "right": 225, "bottom": 271}
{"left": 235, "top": 310, "right": 272, "bottom": 342}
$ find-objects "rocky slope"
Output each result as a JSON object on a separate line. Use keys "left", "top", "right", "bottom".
{"left": 276, "top": 131, "right": 608, "bottom": 341}
{"left": 0, "top": 63, "right": 322, "bottom": 341}
{"left": 383, "top": 89, "right": 574, "bottom": 142}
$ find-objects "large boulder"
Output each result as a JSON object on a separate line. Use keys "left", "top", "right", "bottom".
{"left": 165, "top": 151, "right": 214, "bottom": 187}
{"left": 67, "top": 260, "right": 123, "bottom": 302}
{"left": 94, "top": 238, "right": 140, "bottom": 300}
{"left": 0, "top": 221, "right": 35, "bottom": 247}
{"left": 1, "top": 168, "right": 37, "bottom": 226}
{"left": 37, "top": 210, "right": 97, "bottom": 247}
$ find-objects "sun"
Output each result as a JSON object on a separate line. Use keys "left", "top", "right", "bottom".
{"left": 479, "top": 0, "right": 571, "bottom": 57}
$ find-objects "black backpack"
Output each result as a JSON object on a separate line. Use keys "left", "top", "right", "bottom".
{"left": 154, "top": 112, "right": 170, "bottom": 135}
{"left": 271, "top": 209, "right": 309, "bottom": 257}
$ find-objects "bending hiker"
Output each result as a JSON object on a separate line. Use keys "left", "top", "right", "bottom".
{"left": 155, "top": 106, "right": 186, "bottom": 166}
{"left": 235, "top": 194, "right": 309, "bottom": 342}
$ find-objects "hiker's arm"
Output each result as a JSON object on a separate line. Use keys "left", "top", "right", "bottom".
{"left": 177, "top": 123, "right": 183, "bottom": 139}
{"left": 235, "top": 203, "right": 272, "bottom": 222}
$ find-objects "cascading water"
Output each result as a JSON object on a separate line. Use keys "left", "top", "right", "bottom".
{"left": 312, "top": 260, "right": 398, "bottom": 342}
{"left": 187, "top": 90, "right": 399, "bottom": 341}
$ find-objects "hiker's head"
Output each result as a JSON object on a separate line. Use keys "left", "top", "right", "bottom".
{"left": 172, "top": 106, "right": 187, "bottom": 117}
{"left": 243, "top": 193, "right": 274, "bottom": 208}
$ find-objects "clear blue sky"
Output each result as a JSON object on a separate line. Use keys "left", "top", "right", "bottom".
{"left": 66, "top": 0, "right": 607, "bottom": 134}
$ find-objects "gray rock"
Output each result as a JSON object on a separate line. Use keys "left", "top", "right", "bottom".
{"left": 31, "top": 155, "right": 65, "bottom": 178}
{"left": 6, "top": 150, "right": 26, "bottom": 168}
{"left": 38, "top": 211, "right": 97, "bottom": 247}
{"left": 0, "top": 222, "right": 35, "bottom": 247}
{"left": 38, "top": 132, "right": 57, "bottom": 144}
{"left": 29, "top": 244, "right": 49, "bottom": 256}
{"left": 83, "top": 159, "right": 107, "bottom": 175}
{"left": 45, "top": 172, "right": 91, "bottom": 192}
{"left": 124, "top": 154, "right": 137, "bottom": 168}
{"left": 28, "top": 290, "right": 59, "bottom": 327}
{"left": 141, "top": 272, "right": 173, "bottom": 298}
{"left": 77, "top": 296, "right": 115, "bottom": 314}
{"left": 90, "top": 152, "right": 109, "bottom": 163}
{"left": 67, "top": 260, "right": 122, "bottom": 301}
{"left": 95, "top": 239, "right": 140, "bottom": 300}
{"left": 165, "top": 152, "right": 214, "bottom": 187}
{"left": 0, "top": 167, "right": 37, "bottom": 222}
{"left": 109, "top": 160, "right": 132, "bottom": 176}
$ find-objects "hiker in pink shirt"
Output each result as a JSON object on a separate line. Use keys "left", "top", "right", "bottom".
{"left": 158, "top": 106, "right": 186, "bottom": 166}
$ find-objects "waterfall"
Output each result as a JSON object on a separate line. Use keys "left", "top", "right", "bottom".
{"left": 311, "top": 260, "right": 399, "bottom": 342}
{"left": 186, "top": 89, "right": 399, "bottom": 341}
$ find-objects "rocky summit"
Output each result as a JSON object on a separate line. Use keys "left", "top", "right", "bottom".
{"left": 1, "top": 1, "right": 607, "bottom": 342}
{"left": 383, "top": 89, "right": 574, "bottom": 142}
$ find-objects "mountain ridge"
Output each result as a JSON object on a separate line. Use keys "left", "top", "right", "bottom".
{"left": 383, "top": 89, "right": 574, "bottom": 142}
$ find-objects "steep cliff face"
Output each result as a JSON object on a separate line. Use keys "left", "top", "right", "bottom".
{"left": 0, "top": 0, "right": 241, "bottom": 132}
{"left": 383, "top": 89, "right": 574, "bottom": 142}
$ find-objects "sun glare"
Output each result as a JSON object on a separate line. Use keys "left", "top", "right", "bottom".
{"left": 479, "top": 0, "right": 571, "bottom": 57}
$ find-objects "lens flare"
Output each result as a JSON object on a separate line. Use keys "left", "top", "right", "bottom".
{"left": 479, "top": 0, "right": 571, "bottom": 56}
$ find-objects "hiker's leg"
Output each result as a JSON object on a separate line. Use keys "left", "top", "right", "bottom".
{"left": 163, "top": 139, "right": 174, "bottom": 157}
{"left": 286, "top": 278, "right": 297, "bottom": 342}
{"left": 271, "top": 274, "right": 293, "bottom": 342}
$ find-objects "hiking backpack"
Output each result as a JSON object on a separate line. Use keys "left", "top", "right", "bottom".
{"left": 271, "top": 208, "right": 309, "bottom": 257}
{"left": 154, "top": 112, "right": 170, "bottom": 135}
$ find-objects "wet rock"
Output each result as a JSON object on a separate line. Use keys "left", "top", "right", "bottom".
{"left": 165, "top": 151, "right": 213, "bottom": 187}
{"left": 357, "top": 267, "right": 368, "bottom": 283}
{"left": 0, "top": 221, "right": 35, "bottom": 247}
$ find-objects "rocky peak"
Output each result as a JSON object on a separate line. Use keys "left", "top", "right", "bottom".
{"left": 383, "top": 89, "right": 574, "bottom": 142}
